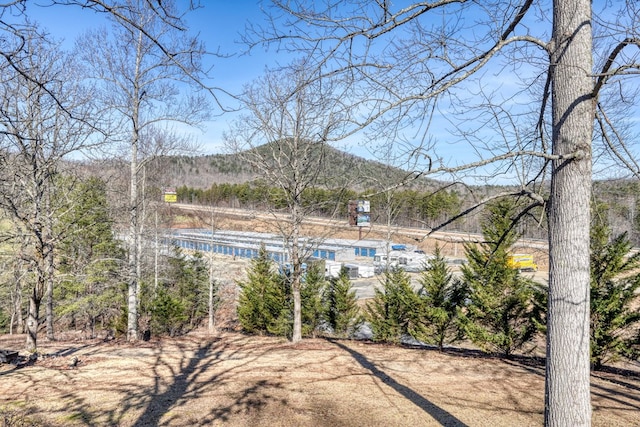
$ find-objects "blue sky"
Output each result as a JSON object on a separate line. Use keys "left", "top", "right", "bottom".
{"left": 21, "top": 2, "right": 541, "bottom": 182}
{"left": 23, "top": 2, "right": 428, "bottom": 168}
{"left": 26, "top": 1, "right": 284, "bottom": 156}
{"left": 19, "top": 2, "right": 640, "bottom": 185}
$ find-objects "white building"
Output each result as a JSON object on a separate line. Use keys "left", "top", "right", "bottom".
{"left": 373, "top": 244, "right": 433, "bottom": 273}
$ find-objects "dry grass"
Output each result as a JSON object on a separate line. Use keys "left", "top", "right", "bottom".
{"left": 1, "top": 331, "right": 639, "bottom": 427}
{"left": 0, "top": 212, "right": 627, "bottom": 426}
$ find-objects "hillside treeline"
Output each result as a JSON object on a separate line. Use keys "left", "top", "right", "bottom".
{"left": 175, "top": 179, "right": 640, "bottom": 243}
{"left": 152, "top": 147, "right": 640, "bottom": 244}
{"left": 176, "top": 181, "right": 463, "bottom": 230}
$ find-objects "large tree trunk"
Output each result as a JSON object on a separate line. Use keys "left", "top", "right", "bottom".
{"left": 127, "top": 145, "right": 139, "bottom": 342}
{"left": 545, "top": 1, "right": 593, "bottom": 425}
{"left": 126, "top": 28, "right": 146, "bottom": 343}
{"left": 45, "top": 245, "right": 55, "bottom": 340}
{"left": 291, "top": 228, "right": 302, "bottom": 343}
{"left": 291, "top": 278, "right": 302, "bottom": 343}
{"left": 26, "top": 277, "right": 44, "bottom": 352}
{"left": 290, "top": 198, "right": 303, "bottom": 343}
{"left": 27, "top": 228, "right": 49, "bottom": 350}
{"left": 127, "top": 128, "right": 139, "bottom": 342}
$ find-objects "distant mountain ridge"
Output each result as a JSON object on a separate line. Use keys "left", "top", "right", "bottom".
{"left": 84, "top": 144, "right": 640, "bottom": 245}
{"left": 152, "top": 144, "right": 443, "bottom": 191}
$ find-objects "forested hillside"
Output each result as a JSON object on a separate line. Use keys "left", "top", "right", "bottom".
{"left": 136, "top": 146, "right": 640, "bottom": 244}
{"left": 72, "top": 143, "right": 640, "bottom": 245}
{"left": 148, "top": 144, "right": 445, "bottom": 191}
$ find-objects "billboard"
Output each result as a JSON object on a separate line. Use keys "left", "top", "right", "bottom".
{"left": 164, "top": 188, "right": 177, "bottom": 203}
{"left": 356, "top": 214, "right": 370, "bottom": 227}
{"left": 357, "top": 200, "right": 370, "bottom": 213}
{"left": 349, "top": 200, "right": 370, "bottom": 227}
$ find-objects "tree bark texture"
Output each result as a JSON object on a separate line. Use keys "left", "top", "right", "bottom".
{"left": 127, "top": 141, "right": 139, "bottom": 343}
{"left": 127, "top": 27, "right": 145, "bottom": 343}
{"left": 546, "top": 0, "right": 594, "bottom": 425}
{"left": 291, "top": 220, "right": 303, "bottom": 343}
{"left": 26, "top": 276, "right": 44, "bottom": 352}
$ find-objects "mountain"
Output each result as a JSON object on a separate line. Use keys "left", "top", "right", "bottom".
{"left": 81, "top": 146, "right": 640, "bottom": 245}
{"left": 151, "top": 144, "right": 445, "bottom": 192}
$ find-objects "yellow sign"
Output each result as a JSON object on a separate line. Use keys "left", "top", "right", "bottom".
{"left": 164, "top": 193, "right": 177, "bottom": 203}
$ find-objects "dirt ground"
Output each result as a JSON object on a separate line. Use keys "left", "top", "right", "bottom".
{"left": 1, "top": 331, "right": 639, "bottom": 427}
{"left": 0, "top": 210, "right": 627, "bottom": 426}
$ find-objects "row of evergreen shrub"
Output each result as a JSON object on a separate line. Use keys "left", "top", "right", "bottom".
{"left": 236, "top": 198, "right": 640, "bottom": 369}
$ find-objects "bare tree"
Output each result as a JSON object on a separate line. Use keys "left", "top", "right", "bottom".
{"left": 186, "top": 205, "right": 223, "bottom": 334}
{"left": 226, "top": 65, "right": 351, "bottom": 343}
{"left": 249, "top": 1, "right": 640, "bottom": 424}
{"left": 76, "top": 0, "right": 210, "bottom": 342}
{"left": 0, "top": 230, "right": 28, "bottom": 335}
{"left": 0, "top": 1, "right": 221, "bottom": 346}
{"left": 0, "top": 29, "right": 98, "bottom": 351}
{"left": 48, "top": 0, "right": 235, "bottom": 105}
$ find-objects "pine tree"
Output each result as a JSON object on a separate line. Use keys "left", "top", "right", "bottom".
{"left": 460, "top": 198, "right": 546, "bottom": 356}
{"left": 145, "top": 245, "right": 209, "bottom": 337}
{"left": 414, "top": 245, "right": 467, "bottom": 350}
{"left": 55, "top": 177, "right": 126, "bottom": 337}
{"left": 323, "top": 266, "right": 363, "bottom": 338}
{"left": 300, "top": 262, "right": 326, "bottom": 337}
{"left": 365, "top": 267, "right": 421, "bottom": 344}
{"left": 178, "top": 250, "right": 209, "bottom": 330}
{"left": 237, "top": 245, "right": 289, "bottom": 335}
{"left": 149, "top": 285, "right": 188, "bottom": 337}
{"left": 590, "top": 208, "right": 640, "bottom": 369}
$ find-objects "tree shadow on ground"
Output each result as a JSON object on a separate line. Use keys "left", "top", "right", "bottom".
{"left": 130, "top": 341, "right": 215, "bottom": 427}
{"left": 328, "top": 338, "right": 469, "bottom": 427}
{"left": 0, "top": 333, "right": 284, "bottom": 426}
{"left": 499, "top": 349, "right": 640, "bottom": 413}
{"left": 590, "top": 366, "right": 640, "bottom": 411}
{"left": 122, "top": 334, "right": 284, "bottom": 427}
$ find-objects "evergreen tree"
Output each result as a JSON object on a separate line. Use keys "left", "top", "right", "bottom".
{"left": 145, "top": 245, "right": 209, "bottom": 337}
{"left": 300, "top": 262, "right": 326, "bottom": 337}
{"left": 414, "top": 245, "right": 467, "bottom": 350}
{"left": 174, "top": 249, "right": 209, "bottom": 330}
{"left": 365, "top": 267, "right": 421, "bottom": 344}
{"left": 324, "top": 266, "right": 363, "bottom": 338}
{"left": 590, "top": 209, "right": 640, "bottom": 369}
{"left": 237, "top": 245, "right": 289, "bottom": 335}
{"left": 55, "top": 177, "right": 126, "bottom": 337}
{"left": 460, "top": 198, "right": 546, "bottom": 356}
{"left": 149, "top": 285, "right": 188, "bottom": 337}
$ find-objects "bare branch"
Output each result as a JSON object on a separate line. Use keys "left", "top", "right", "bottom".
{"left": 412, "top": 187, "right": 544, "bottom": 240}
{"left": 596, "top": 103, "right": 640, "bottom": 179}
{"left": 362, "top": 149, "right": 581, "bottom": 199}
{"left": 593, "top": 37, "right": 640, "bottom": 98}
{"left": 49, "top": 0, "right": 235, "bottom": 110}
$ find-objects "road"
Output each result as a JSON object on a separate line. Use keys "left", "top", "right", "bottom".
{"left": 174, "top": 202, "right": 550, "bottom": 300}
{"left": 172, "top": 202, "right": 549, "bottom": 252}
